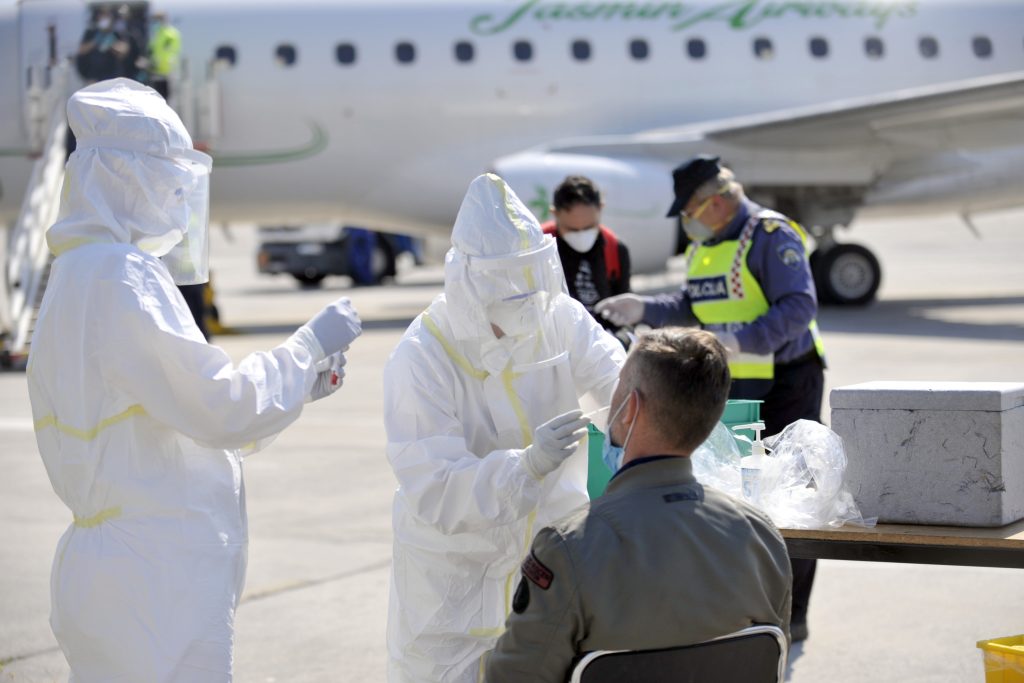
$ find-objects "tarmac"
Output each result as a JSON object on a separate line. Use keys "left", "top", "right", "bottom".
{"left": 2, "top": 208, "right": 1023, "bottom": 682}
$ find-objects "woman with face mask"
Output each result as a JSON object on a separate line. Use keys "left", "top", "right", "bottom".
{"left": 539, "top": 176, "right": 632, "bottom": 343}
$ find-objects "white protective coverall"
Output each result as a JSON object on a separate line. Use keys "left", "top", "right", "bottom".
{"left": 27, "top": 80, "right": 330, "bottom": 682}
{"left": 384, "top": 174, "right": 626, "bottom": 682}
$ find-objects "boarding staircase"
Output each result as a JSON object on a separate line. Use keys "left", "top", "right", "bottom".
{"left": 0, "top": 62, "right": 70, "bottom": 370}
{"left": 0, "top": 58, "right": 222, "bottom": 369}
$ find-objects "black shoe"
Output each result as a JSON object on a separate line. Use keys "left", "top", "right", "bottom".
{"left": 791, "top": 621, "right": 809, "bottom": 642}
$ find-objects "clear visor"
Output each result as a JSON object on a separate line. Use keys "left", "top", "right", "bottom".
{"left": 76, "top": 139, "right": 213, "bottom": 284}
{"left": 465, "top": 238, "right": 565, "bottom": 310}
{"left": 162, "top": 149, "right": 212, "bottom": 285}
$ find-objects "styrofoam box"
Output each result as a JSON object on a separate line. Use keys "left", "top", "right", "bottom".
{"left": 831, "top": 381, "right": 1024, "bottom": 527}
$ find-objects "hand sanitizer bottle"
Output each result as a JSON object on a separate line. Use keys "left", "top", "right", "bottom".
{"left": 733, "top": 422, "right": 767, "bottom": 504}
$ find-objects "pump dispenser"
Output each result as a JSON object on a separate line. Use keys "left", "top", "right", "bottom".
{"left": 733, "top": 422, "right": 767, "bottom": 503}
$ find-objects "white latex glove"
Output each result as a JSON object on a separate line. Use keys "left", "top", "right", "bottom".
{"left": 595, "top": 294, "right": 646, "bottom": 328}
{"left": 308, "top": 353, "right": 346, "bottom": 403}
{"left": 299, "top": 297, "right": 362, "bottom": 360}
{"left": 715, "top": 331, "right": 741, "bottom": 356}
{"left": 522, "top": 410, "right": 591, "bottom": 480}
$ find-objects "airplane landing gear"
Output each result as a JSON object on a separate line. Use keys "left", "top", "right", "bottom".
{"left": 810, "top": 242, "right": 881, "bottom": 306}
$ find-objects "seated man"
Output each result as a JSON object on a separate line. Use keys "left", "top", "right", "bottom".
{"left": 485, "top": 328, "right": 792, "bottom": 683}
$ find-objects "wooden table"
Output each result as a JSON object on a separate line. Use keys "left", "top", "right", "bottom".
{"left": 781, "top": 519, "right": 1024, "bottom": 569}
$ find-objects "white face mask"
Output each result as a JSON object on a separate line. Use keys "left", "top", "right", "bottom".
{"left": 561, "top": 227, "right": 600, "bottom": 254}
{"left": 683, "top": 218, "right": 716, "bottom": 242}
{"left": 487, "top": 293, "right": 540, "bottom": 338}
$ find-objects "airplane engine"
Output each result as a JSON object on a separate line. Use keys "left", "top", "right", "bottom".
{"left": 490, "top": 151, "right": 679, "bottom": 274}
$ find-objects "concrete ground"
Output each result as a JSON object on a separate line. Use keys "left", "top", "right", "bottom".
{"left": 2, "top": 208, "right": 1023, "bottom": 682}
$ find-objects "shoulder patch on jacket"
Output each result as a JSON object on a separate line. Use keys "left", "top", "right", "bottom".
{"left": 777, "top": 243, "right": 804, "bottom": 270}
{"left": 761, "top": 218, "right": 787, "bottom": 234}
{"left": 522, "top": 551, "right": 554, "bottom": 590}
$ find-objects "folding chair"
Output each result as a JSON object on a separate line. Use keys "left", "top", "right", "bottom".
{"left": 569, "top": 624, "right": 787, "bottom": 683}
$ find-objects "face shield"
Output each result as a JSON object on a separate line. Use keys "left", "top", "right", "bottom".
{"left": 161, "top": 149, "right": 212, "bottom": 285}
{"left": 464, "top": 237, "right": 566, "bottom": 338}
{"left": 74, "top": 138, "right": 213, "bottom": 284}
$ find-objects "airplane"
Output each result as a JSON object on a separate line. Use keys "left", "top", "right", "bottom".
{"left": 1, "top": 0, "right": 1023, "bottom": 309}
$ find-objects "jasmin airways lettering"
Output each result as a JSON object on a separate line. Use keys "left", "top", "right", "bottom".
{"left": 471, "top": 0, "right": 918, "bottom": 35}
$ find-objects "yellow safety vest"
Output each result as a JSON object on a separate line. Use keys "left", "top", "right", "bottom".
{"left": 149, "top": 24, "right": 181, "bottom": 76}
{"left": 685, "top": 210, "right": 825, "bottom": 392}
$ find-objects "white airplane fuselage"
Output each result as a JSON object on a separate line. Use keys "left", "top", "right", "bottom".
{"left": 1, "top": 0, "right": 1022, "bottom": 273}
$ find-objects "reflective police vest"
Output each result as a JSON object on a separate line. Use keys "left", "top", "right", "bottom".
{"left": 684, "top": 210, "right": 825, "bottom": 393}
{"left": 149, "top": 24, "right": 181, "bottom": 77}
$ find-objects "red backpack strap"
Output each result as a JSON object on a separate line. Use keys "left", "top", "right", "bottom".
{"left": 601, "top": 226, "right": 620, "bottom": 281}
{"left": 540, "top": 220, "right": 557, "bottom": 236}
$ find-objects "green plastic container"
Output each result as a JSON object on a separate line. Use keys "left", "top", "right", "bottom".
{"left": 586, "top": 400, "right": 763, "bottom": 498}
{"left": 586, "top": 424, "right": 613, "bottom": 499}
{"left": 721, "top": 399, "right": 763, "bottom": 450}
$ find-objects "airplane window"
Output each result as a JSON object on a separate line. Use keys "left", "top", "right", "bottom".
{"left": 335, "top": 43, "right": 356, "bottom": 65}
{"left": 809, "top": 37, "right": 829, "bottom": 58}
{"left": 396, "top": 41, "right": 415, "bottom": 64}
{"left": 630, "top": 39, "right": 649, "bottom": 60}
{"left": 514, "top": 40, "right": 533, "bottom": 62}
{"left": 753, "top": 37, "right": 774, "bottom": 60}
{"left": 919, "top": 36, "right": 939, "bottom": 58}
{"left": 572, "top": 39, "right": 591, "bottom": 61}
{"left": 214, "top": 45, "right": 236, "bottom": 66}
{"left": 275, "top": 44, "right": 297, "bottom": 67}
{"left": 687, "top": 38, "right": 706, "bottom": 60}
{"left": 865, "top": 36, "right": 884, "bottom": 59}
{"left": 454, "top": 41, "right": 474, "bottom": 63}
{"left": 973, "top": 36, "right": 993, "bottom": 58}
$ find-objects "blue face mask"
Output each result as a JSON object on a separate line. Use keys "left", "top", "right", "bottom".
{"left": 601, "top": 392, "right": 637, "bottom": 474}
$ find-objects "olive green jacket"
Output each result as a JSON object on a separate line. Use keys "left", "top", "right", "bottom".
{"left": 486, "top": 456, "right": 792, "bottom": 683}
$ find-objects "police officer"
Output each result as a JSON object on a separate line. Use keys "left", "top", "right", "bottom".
{"left": 485, "top": 329, "right": 792, "bottom": 683}
{"left": 596, "top": 155, "right": 825, "bottom": 642}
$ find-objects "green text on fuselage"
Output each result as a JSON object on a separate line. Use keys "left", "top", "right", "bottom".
{"left": 470, "top": 0, "right": 918, "bottom": 35}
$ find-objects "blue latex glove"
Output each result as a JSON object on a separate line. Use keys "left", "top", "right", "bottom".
{"left": 300, "top": 297, "right": 362, "bottom": 360}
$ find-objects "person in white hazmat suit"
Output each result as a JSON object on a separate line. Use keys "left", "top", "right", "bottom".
{"left": 26, "top": 78, "right": 363, "bottom": 682}
{"left": 384, "top": 173, "right": 627, "bottom": 682}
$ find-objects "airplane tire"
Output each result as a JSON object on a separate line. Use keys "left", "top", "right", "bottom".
{"left": 813, "top": 243, "right": 881, "bottom": 306}
{"left": 809, "top": 250, "right": 833, "bottom": 305}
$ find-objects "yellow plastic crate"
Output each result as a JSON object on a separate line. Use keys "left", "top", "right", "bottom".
{"left": 978, "top": 635, "right": 1024, "bottom": 682}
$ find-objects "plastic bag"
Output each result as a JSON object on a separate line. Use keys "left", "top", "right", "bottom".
{"left": 690, "top": 421, "right": 743, "bottom": 498}
{"left": 758, "top": 420, "right": 875, "bottom": 529}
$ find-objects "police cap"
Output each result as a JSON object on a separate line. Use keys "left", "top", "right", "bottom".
{"left": 665, "top": 155, "right": 722, "bottom": 218}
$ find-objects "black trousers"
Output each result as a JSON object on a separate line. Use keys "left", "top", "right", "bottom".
{"left": 757, "top": 353, "right": 825, "bottom": 625}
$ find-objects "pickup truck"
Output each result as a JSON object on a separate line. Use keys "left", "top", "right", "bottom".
{"left": 257, "top": 225, "right": 414, "bottom": 287}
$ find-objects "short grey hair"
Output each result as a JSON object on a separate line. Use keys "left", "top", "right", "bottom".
{"left": 692, "top": 167, "right": 744, "bottom": 204}
{"left": 621, "top": 328, "right": 731, "bottom": 453}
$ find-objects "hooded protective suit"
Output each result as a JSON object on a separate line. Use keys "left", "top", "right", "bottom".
{"left": 384, "top": 174, "right": 626, "bottom": 682}
{"left": 26, "top": 79, "right": 336, "bottom": 682}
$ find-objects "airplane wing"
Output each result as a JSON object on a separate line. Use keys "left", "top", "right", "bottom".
{"left": 493, "top": 71, "right": 1024, "bottom": 304}
{"left": 525, "top": 70, "right": 1024, "bottom": 189}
